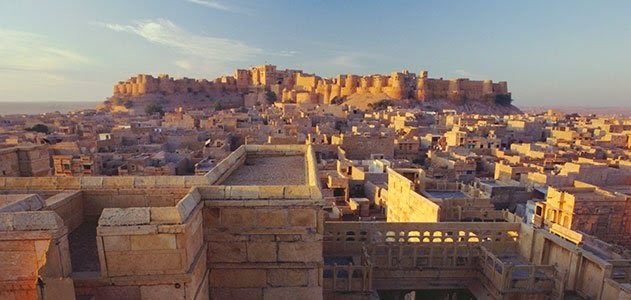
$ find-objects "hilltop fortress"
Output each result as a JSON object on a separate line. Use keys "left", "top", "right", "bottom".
{"left": 113, "top": 64, "right": 511, "bottom": 105}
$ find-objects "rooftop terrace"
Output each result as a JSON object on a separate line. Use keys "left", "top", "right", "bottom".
{"left": 221, "top": 155, "right": 305, "bottom": 185}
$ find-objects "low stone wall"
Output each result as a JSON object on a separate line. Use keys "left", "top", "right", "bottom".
{"left": 82, "top": 188, "right": 189, "bottom": 217}
{"left": 324, "top": 221, "right": 521, "bottom": 257}
{"left": 387, "top": 170, "right": 440, "bottom": 222}
{"left": 205, "top": 146, "right": 247, "bottom": 184}
{"left": 0, "top": 175, "right": 211, "bottom": 191}
{"left": 0, "top": 211, "right": 72, "bottom": 300}
{"left": 0, "top": 194, "right": 45, "bottom": 212}
{"left": 44, "top": 191, "right": 83, "bottom": 233}
{"left": 86, "top": 190, "right": 208, "bottom": 299}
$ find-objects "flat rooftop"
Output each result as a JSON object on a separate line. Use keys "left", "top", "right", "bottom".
{"left": 424, "top": 190, "right": 468, "bottom": 199}
{"left": 221, "top": 156, "right": 306, "bottom": 185}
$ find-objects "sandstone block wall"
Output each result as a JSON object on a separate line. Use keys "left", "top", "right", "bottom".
{"left": 88, "top": 191, "right": 208, "bottom": 300}
{"left": 386, "top": 170, "right": 440, "bottom": 222}
{"left": 0, "top": 145, "right": 50, "bottom": 177}
{"left": 0, "top": 210, "right": 72, "bottom": 300}
{"left": 332, "top": 134, "right": 395, "bottom": 160}
{"left": 203, "top": 200, "right": 324, "bottom": 300}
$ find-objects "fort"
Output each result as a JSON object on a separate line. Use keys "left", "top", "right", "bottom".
{"left": 112, "top": 65, "right": 511, "bottom": 105}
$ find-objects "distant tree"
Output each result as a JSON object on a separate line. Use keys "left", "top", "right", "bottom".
{"left": 482, "top": 94, "right": 513, "bottom": 106}
{"left": 214, "top": 102, "right": 225, "bottom": 111}
{"left": 330, "top": 96, "right": 345, "bottom": 105}
{"left": 26, "top": 124, "right": 49, "bottom": 134}
{"left": 368, "top": 99, "right": 392, "bottom": 110}
{"left": 144, "top": 103, "right": 164, "bottom": 116}
{"left": 495, "top": 94, "right": 513, "bottom": 106}
{"left": 265, "top": 91, "right": 277, "bottom": 104}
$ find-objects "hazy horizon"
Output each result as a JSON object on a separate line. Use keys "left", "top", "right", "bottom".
{"left": 1, "top": 0, "right": 631, "bottom": 107}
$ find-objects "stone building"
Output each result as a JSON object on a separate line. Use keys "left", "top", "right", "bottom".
{"left": 0, "top": 144, "right": 50, "bottom": 177}
{"left": 534, "top": 181, "right": 631, "bottom": 248}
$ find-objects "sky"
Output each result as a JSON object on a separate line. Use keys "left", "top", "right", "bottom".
{"left": 1, "top": 0, "right": 631, "bottom": 107}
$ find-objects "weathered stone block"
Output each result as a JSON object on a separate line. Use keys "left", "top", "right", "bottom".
{"left": 284, "top": 186, "right": 311, "bottom": 199}
{"left": 106, "top": 251, "right": 183, "bottom": 275}
{"left": 278, "top": 241, "right": 322, "bottom": 262}
{"left": 288, "top": 209, "right": 316, "bottom": 227}
{"left": 130, "top": 234, "right": 177, "bottom": 250}
{"left": 5, "top": 178, "right": 31, "bottom": 189}
{"left": 275, "top": 235, "right": 302, "bottom": 242}
{"left": 256, "top": 209, "right": 286, "bottom": 228}
{"left": 249, "top": 235, "right": 275, "bottom": 242}
{"left": 0, "top": 240, "right": 34, "bottom": 251}
{"left": 156, "top": 176, "right": 185, "bottom": 188}
{"left": 81, "top": 177, "right": 103, "bottom": 188}
{"left": 28, "top": 177, "right": 57, "bottom": 189}
{"left": 268, "top": 269, "right": 308, "bottom": 287}
{"left": 176, "top": 193, "right": 199, "bottom": 221}
{"left": 151, "top": 207, "right": 181, "bottom": 224}
{"left": 111, "top": 194, "right": 148, "bottom": 208}
{"left": 210, "top": 288, "right": 262, "bottom": 300}
{"left": 184, "top": 176, "right": 209, "bottom": 187}
{"left": 13, "top": 211, "right": 63, "bottom": 231}
{"left": 262, "top": 287, "right": 322, "bottom": 300}
{"left": 103, "top": 177, "right": 134, "bottom": 188}
{"left": 259, "top": 186, "right": 285, "bottom": 199}
{"left": 209, "top": 269, "right": 267, "bottom": 288}
{"left": 208, "top": 242, "right": 247, "bottom": 263}
{"left": 92, "top": 285, "right": 141, "bottom": 299}
{"left": 0, "top": 250, "right": 37, "bottom": 280}
{"left": 103, "top": 235, "right": 130, "bottom": 251}
{"left": 140, "top": 284, "right": 185, "bottom": 300}
{"left": 133, "top": 176, "right": 157, "bottom": 188}
{"left": 221, "top": 208, "right": 255, "bottom": 228}
{"left": 0, "top": 194, "right": 45, "bottom": 213}
{"left": 99, "top": 208, "right": 150, "bottom": 226}
{"left": 247, "top": 242, "right": 277, "bottom": 262}
{"left": 56, "top": 177, "right": 81, "bottom": 190}
{"left": 228, "top": 186, "right": 260, "bottom": 199}
{"left": 202, "top": 186, "right": 226, "bottom": 200}
{"left": 0, "top": 213, "right": 14, "bottom": 231}
{"left": 203, "top": 207, "right": 221, "bottom": 227}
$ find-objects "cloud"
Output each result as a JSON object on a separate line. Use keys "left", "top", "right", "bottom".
{"left": 98, "top": 19, "right": 262, "bottom": 65}
{"left": 185, "top": 0, "right": 231, "bottom": 11}
{"left": 277, "top": 50, "right": 299, "bottom": 57}
{"left": 453, "top": 69, "right": 474, "bottom": 78}
{"left": 329, "top": 54, "right": 363, "bottom": 69}
{"left": 174, "top": 60, "right": 193, "bottom": 70}
{"left": 0, "top": 29, "right": 92, "bottom": 72}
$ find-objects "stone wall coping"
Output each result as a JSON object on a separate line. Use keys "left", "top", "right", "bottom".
{"left": 43, "top": 191, "right": 82, "bottom": 210}
{"left": 197, "top": 186, "right": 322, "bottom": 201}
{"left": 208, "top": 262, "right": 322, "bottom": 269}
{"left": 97, "top": 191, "right": 202, "bottom": 228}
{"left": 0, "top": 210, "right": 64, "bottom": 232}
{"left": 0, "top": 175, "right": 212, "bottom": 191}
{"left": 0, "top": 194, "right": 46, "bottom": 212}
{"left": 203, "top": 199, "right": 323, "bottom": 207}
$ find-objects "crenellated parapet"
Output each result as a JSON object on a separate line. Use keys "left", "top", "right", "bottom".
{"left": 113, "top": 74, "right": 239, "bottom": 97}
{"left": 112, "top": 65, "right": 511, "bottom": 105}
